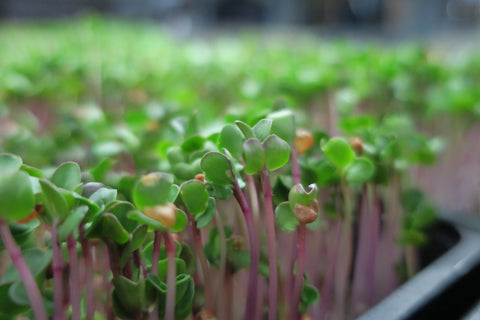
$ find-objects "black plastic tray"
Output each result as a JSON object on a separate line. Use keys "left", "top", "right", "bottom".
{"left": 357, "top": 210, "right": 480, "bottom": 320}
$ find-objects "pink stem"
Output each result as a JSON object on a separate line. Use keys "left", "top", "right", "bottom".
{"left": 260, "top": 168, "right": 278, "bottom": 320}
{"left": 0, "top": 218, "right": 47, "bottom": 320}
{"left": 67, "top": 234, "right": 81, "bottom": 320}
{"left": 51, "top": 224, "right": 65, "bottom": 320}
{"left": 319, "top": 221, "right": 341, "bottom": 320}
{"left": 151, "top": 231, "right": 162, "bottom": 276}
{"left": 164, "top": 232, "right": 177, "bottom": 320}
{"left": 233, "top": 179, "right": 259, "bottom": 320}
{"left": 350, "top": 188, "right": 370, "bottom": 317}
{"left": 366, "top": 193, "right": 380, "bottom": 306}
{"left": 103, "top": 245, "right": 115, "bottom": 320}
{"left": 290, "top": 224, "right": 306, "bottom": 320}
{"left": 382, "top": 172, "right": 401, "bottom": 296}
{"left": 150, "top": 231, "right": 162, "bottom": 320}
{"left": 291, "top": 146, "right": 301, "bottom": 185}
{"left": 79, "top": 225, "right": 95, "bottom": 320}
{"left": 187, "top": 211, "right": 212, "bottom": 311}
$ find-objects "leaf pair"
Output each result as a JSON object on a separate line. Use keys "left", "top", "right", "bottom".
{"left": 275, "top": 184, "right": 319, "bottom": 231}
{"left": 130, "top": 172, "right": 187, "bottom": 232}
{"left": 322, "top": 138, "right": 375, "bottom": 184}
{"left": 243, "top": 135, "right": 290, "bottom": 174}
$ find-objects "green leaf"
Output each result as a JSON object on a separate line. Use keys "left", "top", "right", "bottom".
{"left": 234, "top": 121, "right": 256, "bottom": 139}
{"left": 127, "top": 210, "right": 168, "bottom": 232}
{"left": 8, "top": 282, "right": 30, "bottom": 306}
{"left": 157, "top": 258, "right": 186, "bottom": 282}
{"left": 0, "top": 220, "right": 40, "bottom": 250}
{"left": 0, "top": 153, "right": 22, "bottom": 175}
{"left": 344, "top": 157, "right": 375, "bottom": 184}
{"left": 89, "top": 187, "right": 117, "bottom": 208}
{"left": 314, "top": 158, "right": 340, "bottom": 186}
{"left": 0, "top": 171, "right": 35, "bottom": 221}
{"left": 166, "top": 147, "right": 185, "bottom": 165}
{"left": 263, "top": 135, "right": 290, "bottom": 171}
{"left": 0, "top": 284, "right": 28, "bottom": 316}
{"left": 401, "top": 188, "right": 424, "bottom": 212}
{"left": 253, "top": 119, "right": 273, "bottom": 141}
{"left": 268, "top": 109, "right": 296, "bottom": 142}
{"left": 100, "top": 213, "right": 131, "bottom": 244}
{"left": 173, "top": 163, "right": 197, "bottom": 181}
{"left": 275, "top": 202, "right": 299, "bottom": 232}
{"left": 130, "top": 225, "right": 148, "bottom": 252}
{"left": 170, "top": 209, "right": 188, "bottom": 233}
{"left": 180, "top": 180, "right": 209, "bottom": 215}
{"left": 410, "top": 203, "right": 436, "bottom": 229}
{"left": 181, "top": 136, "right": 205, "bottom": 154}
{"left": 1, "top": 248, "right": 52, "bottom": 284}
{"left": 169, "top": 185, "right": 180, "bottom": 203}
{"left": 200, "top": 152, "right": 234, "bottom": 186}
{"left": 132, "top": 172, "right": 173, "bottom": 210}
{"left": 108, "top": 201, "right": 137, "bottom": 233}
{"left": 173, "top": 274, "right": 192, "bottom": 303}
{"left": 57, "top": 205, "right": 88, "bottom": 242}
{"left": 51, "top": 162, "right": 81, "bottom": 191}
{"left": 397, "top": 228, "right": 426, "bottom": 246}
{"left": 206, "top": 183, "right": 233, "bottom": 200}
{"left": 147, "top": 274, "right": 166, "bottom": 293}
{"left": 323, "top": 137, "right": 355, "bottom": 170}
{"left": 195, "top": 197, "right": 216, "bottom": 229}
{"left": 173, "top": 276, "right": 194, "bottom": 318}
{"left": 218, "top": 124, "right": 245, "bottom": 159}
{"left": 288, "top": 184, "right": 318, "bottom": 209}
{"left": 299, "top": 283, "right": 320, "bottom": 314}
{"left": 242, "top": 138, "right": 265, "bottom": 174}
{"left": 39, "top": 180, "right": 68, "bottom": 222}
{"left": 90, "top": 158, "right": 115, "bottom": 182}
{"left": 112, "top": 276, "right": 145, "bottom": 314}
{"left": 186, "top": 111, "right": 200, "bottom": 137}
{"left": 20, "top": 164, "right": 44, "bottom": 178}
{"left": 179, "top": 244, "right": 196, "bottom": 275}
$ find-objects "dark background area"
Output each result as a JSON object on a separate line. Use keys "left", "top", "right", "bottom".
{"left": 1, "top": 0, "right": 480, "bottom": 37}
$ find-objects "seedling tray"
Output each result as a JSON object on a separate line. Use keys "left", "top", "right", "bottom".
{"left": 358, "top": 211, "right": 480, "bottom": 320}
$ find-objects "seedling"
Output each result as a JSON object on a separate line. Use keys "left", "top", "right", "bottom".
{"left": 0, "top": 104, "right": 439, "bottom": 320}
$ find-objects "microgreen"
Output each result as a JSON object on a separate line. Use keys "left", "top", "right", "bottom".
{"left": 0, "top": 22, "right": 455, "bottom": 320}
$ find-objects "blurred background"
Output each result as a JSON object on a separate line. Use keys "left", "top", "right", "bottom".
{"left": 1, "top": 0, "right": 480, "bottom": 37}
{"left": 1, "top": 1, "right": 479, "bottom": 213}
